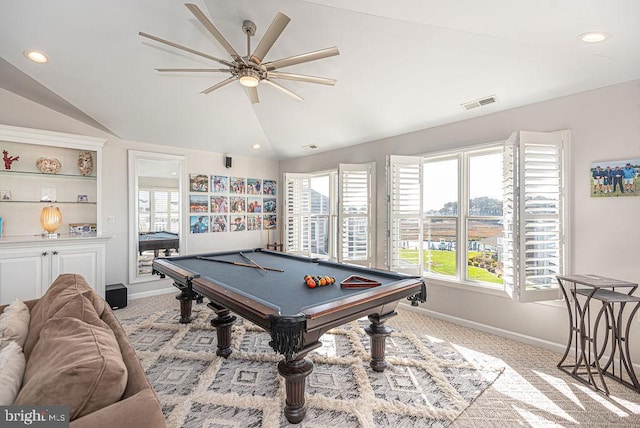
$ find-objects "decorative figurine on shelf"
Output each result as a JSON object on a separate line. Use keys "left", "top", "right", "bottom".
{"left": 2, "top": 150, "right": 19, "bottom": 170}
{"left": 36, "top": 157, "right": 62, "bottom": 174}
{"left": 77, "top": 151, "right": 93, "bottom": 176}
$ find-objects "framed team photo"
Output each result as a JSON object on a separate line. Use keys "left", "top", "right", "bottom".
{"left": 590, "top": 158, "right": 639, "bottom": 198}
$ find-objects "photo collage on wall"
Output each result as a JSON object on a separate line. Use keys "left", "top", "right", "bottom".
{"left": 189, "top": 174, "right": 277, "bottom": 234}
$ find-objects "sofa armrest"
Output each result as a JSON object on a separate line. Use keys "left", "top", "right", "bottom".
{"left": 69, "top": 389, "right": 165, "bottom": 428}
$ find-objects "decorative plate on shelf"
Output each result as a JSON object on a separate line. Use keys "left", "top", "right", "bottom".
{"left": 36, "top": 157, "right": 62, "bottom": 174}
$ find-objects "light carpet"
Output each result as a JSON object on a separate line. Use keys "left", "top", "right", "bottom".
{"left": 116, "top": 297, "right": 504, "bottom": 427}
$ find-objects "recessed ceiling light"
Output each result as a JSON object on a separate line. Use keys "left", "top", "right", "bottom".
{"left": 24, "top": 49, "right": 48, "bottom": 63}
{"left": 252, "top": 144, "right": 261, "bottom": 149}
{"left": 578, "top": 32, "right": 610, "bottom": 43}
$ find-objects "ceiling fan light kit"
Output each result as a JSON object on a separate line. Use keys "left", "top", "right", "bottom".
{"left": 238, "top": 68, "right": 260, "bottom": 87}
{"left": 140, "top": 3, "right": 339, "bottom": 103}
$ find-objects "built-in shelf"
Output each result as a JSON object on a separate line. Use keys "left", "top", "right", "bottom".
{"left": 0, "top": 200, "right": 97, "bottom": 205}
{"left": 0, "top": 123, "right": 106, "bottom": 238}
{"left": 0, "top": 169, "right": 96, "bottom": 180}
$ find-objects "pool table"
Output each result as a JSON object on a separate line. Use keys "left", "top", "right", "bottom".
{"left": 138, "top": 231, "right": 179, "bottom": 257}
{"left": 152, "top": 248, "right": 426, "bottom": 423}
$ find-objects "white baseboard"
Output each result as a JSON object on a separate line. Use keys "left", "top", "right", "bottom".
{"left": 399, "top": 302, "right": 567, "bottom": 354}
{"left": 399, "top": 302, "right": 640, "bottom": 373}
{"left": 129, "top": 287, "right": 175, "bottom": 300}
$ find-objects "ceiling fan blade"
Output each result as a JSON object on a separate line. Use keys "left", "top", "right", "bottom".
{"left": 262, "top": 46, "right": 339, "bottom": 71}
{"left": 155, "top": 68, "right": 230, "bottom": 72}
{"left": 267, "top": 71, "right": 336, "bottom": 86}
{"left": 262, "top": 79, "right": 303, "bottom": 102}
{"left": 247, "top": 86, "right": 259, "bottom": 104}
{"left": 139, "top": 32, "right": 235, "bottom": 67}
{"left": 200, "top": 76, "right": 237, "bottom": 94}
{"left": 185, "top": 3, "right": 247, "bottom": 65}
{"left": 250, "top": 12, "right": 290, "bottom": 65}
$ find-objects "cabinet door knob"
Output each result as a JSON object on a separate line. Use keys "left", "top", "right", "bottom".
{"left": 42, "top": 251, "right": 48, "bottom": 256}
{"left": 52, "top": 251, "right": 59, "bottom": 255}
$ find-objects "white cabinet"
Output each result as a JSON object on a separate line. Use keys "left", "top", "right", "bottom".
{"left": 0, "top": 247, "right": 48, "bottom": 303}
{"left": 0, "top": 237, "right": 109, "bottom": 305}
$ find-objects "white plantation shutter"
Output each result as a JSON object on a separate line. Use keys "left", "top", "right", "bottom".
{"left": 169, "top": 191, "right": 180, "bottom": 233}
{"left": 504, "top": 130, "right": 570, "bottom": 302}
{"left": 388, "top": 155, "right": 423, "bottom": 275}
{"left": 284, "top": 173, "right": 311, "bottom": 256}
{"left": 338, "top": 163, "right": 374, "bottom": 266}
{"left": 502, "top": 134, "right": 517, "bottom": 299}
{"left": 139, "top": 189, "right": 180, "bottom": 233}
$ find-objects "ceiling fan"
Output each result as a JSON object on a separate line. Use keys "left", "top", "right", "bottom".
{"left": 139, "top": 3, "right": 339, "bottom": 103}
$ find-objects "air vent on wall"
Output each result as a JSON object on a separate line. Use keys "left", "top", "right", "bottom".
{"left": 462, "top": 95, "right": 498, "bottom": 110}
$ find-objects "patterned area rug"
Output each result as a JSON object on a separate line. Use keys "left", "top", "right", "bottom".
{"left": 118, "top": 303, "right": 504, "bottom": 427}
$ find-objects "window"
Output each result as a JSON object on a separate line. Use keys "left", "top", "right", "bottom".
{"left": 310, "top": 174, "right": 334, "bottom": 257}
{"left": 284, "top": 163, "right": 375, "bottom": 266}
{"left": 388, "top": 130, "right": 570, "bottom": 302}
{"left": 138, "top": 188, "right": 180, "bottom": 233}
{"left": 423, "top": 157, "right": 458, "bottom": 278}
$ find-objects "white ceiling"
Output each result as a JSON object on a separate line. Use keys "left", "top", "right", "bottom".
{"left": 1, "top": 0, "right": 639, "bottom": 161}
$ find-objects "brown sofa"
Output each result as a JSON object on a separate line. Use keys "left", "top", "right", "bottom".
{"left": 0, "top": 274, "right": 165, "bottom": 428}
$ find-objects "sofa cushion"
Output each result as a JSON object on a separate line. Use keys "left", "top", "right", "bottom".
{"left": 0, "top": 340, "right": 26, "bottom": 405}
{"left": 23, "top": 274, "right": 106, "bottom": 358}
{"left": 0, "top": 298, "right": 30, "bottom": 347}
{"left": 16, "top": 311, "right": 128, "bottom": 420}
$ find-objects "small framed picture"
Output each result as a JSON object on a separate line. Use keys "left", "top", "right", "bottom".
{"left": 77, "top": 194, "right": 88, "bottom": 203}
{"left": 190, "top": 174, "right": 209, "bottom": 192}
{"left": 69, "top": 223, "right": 97, "bottom": 236}
{"left": 0, "top": 190, "right": 11, "bottom": 201}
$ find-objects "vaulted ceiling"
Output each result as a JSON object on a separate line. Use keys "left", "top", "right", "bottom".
{"left": 1, "top": 0, "right": 639, "bottom": 160}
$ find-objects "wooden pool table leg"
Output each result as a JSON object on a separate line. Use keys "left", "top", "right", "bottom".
{"left": 175, "top": 288, "right": 195, "bottom": 324}
{"left": 365, "top": 312, "right": 396, "bottom": 372}
{"left": 277, "top": 354, "right": 314, "bottom": 424}
{"left": 208, "top": 304, "right": 237, "bottom": 358}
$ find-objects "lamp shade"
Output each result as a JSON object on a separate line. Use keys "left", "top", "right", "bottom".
{"left": 40, "top": 205, "right": 62, "bottom": 234}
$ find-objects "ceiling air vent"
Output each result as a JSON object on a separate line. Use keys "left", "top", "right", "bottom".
{"left": 462, "top": 95, "right": 497, "bottom": 110}
{"left": 302, "top": 144, "right": 318, "bottom": 151}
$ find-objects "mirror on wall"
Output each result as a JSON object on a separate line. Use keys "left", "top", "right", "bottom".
{"left": 128, "top": 150, "right": 186, "bottom": 283}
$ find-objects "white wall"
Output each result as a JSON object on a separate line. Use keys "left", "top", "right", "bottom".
{"left": 280, "top": 79, "right": 640, "bottom": 355}
{"left": 0, "top": 88, "right": 279, "bottom": 296}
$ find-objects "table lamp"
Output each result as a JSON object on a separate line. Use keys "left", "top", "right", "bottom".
{"left": 40, "top": 205, "right": 62, "bottom": 238}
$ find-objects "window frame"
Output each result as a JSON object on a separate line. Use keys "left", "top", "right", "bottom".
{"left": 309, "top": 171, "right": 337, "bottom": 259}
{"left": 387, "top": 130, "right": 570, "bottom": 302}
{"left": 283, "top": 163, "right": 375, "bottom": 266}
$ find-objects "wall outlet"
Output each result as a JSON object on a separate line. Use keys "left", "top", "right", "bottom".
{"left": 107, "top": 216, "right": 115, "bottom": 223}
